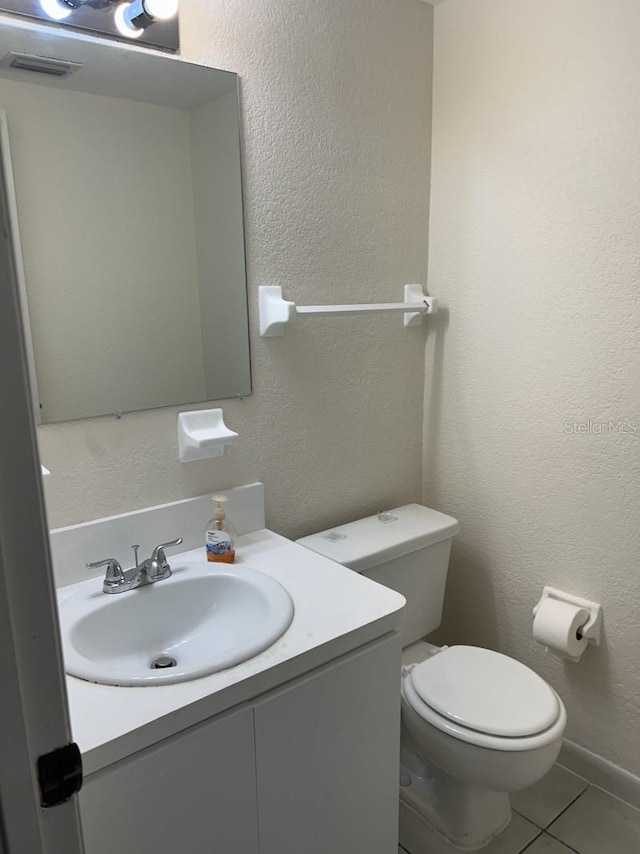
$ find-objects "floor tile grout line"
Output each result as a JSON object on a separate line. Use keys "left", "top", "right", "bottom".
{"left": 543, "top": 783, "right": 591, "bottom": 853}
{"left": 544, "top": 826, "right": 583, "bottom": 852}
{"left": 512, "top": 770, "right": 592, "bottom": 832}
{"left": 519, "top": 830, "right": 582, "bottom": 854}
{"left": 538, "top": 781, "right": 592, "bottom": 832}
{"left": 517, "top": 828, "right": 544, "bottom": 853}
{"left": 512, "top": 806, "right": 543, "bottom": 829}
{"left": 543, "top": 832, "right": 583, "bottom": 854}
{"left": 556, "top": 761, "right": 640, "bottom": 814}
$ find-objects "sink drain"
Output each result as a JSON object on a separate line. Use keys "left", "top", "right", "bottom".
{"left": 151, "top": 655, "right": 177, "bottom": 670}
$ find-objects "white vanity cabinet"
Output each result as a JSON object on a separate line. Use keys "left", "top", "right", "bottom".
{"left": 254, "top": 633, "right": 401, "bottom": 854}
{"left": 79, "top": 634, "right": 401, "bottom": 854}
{"left": 79, "top": 704, "right": 259, "bottom": 854}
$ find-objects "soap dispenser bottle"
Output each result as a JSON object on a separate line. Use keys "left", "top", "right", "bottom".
{"left": 205, "top": 495, "right": 236, "bottom": 563}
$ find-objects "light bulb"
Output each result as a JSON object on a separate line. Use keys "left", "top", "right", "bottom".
{"left": 114, "top": 0, "right": 177, "bottom": 36}
{"left": 39, "top": 0, "right": 73, "bottom": 21}
{"left": 114, "top": 2, "right": 144, "bottom": 37}
{"left": 143, "top": 0, "right": 178, "bottom": 21}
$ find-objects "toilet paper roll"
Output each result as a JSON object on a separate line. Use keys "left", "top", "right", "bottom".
{"left": 533, "top": 599, "right": 589, "bottom": 661}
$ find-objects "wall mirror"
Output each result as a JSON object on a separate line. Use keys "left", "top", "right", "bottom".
{"left": 0, "top": 21, "right": 251, "bottom": 423}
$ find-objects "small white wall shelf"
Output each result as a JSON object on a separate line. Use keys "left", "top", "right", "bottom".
{"left": 258, "top": 285, "right": 438, "bottom": 337}
{"left": 178, "top": 409, "right": 238, "bottom": 462}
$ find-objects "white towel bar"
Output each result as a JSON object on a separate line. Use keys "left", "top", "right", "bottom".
{"left": 258, "top": 285, "right": 437, "bottom": 337}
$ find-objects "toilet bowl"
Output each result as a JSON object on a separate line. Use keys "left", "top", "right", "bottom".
{"left": 297, "top": 504, "right": 568, "bottom": 852}
{"left": 399, "top": 643, "right": 566, "bottom": 849}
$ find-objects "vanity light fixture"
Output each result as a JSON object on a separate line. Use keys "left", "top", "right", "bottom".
{"left": 39, "top": 0, "right": 87, "bottom": 21}
{"left": 4, "top": 0, "right": 179, "bottom": 51}
{"left": 114, "top": 0, "right": 178, "bottom": 38}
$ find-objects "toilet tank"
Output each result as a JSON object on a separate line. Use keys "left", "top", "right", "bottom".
{"left": 297, "top": 504, "right": 459, "bottom": 646}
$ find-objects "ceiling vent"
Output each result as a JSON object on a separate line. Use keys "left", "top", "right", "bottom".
{"left": 0, "top": 52, "right": 82, "bottom": 78}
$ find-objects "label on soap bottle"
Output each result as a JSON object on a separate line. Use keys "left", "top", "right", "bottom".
{"left": 206, "top": 530, "right": 232, "bottom": 557}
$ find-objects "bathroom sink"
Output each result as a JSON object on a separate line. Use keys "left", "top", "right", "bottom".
{"left": 58, "top": 562, "right": 294, "bottom": 686}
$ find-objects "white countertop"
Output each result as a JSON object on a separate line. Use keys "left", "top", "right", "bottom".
{"left": 60, "top": 529, "right": 405, "bottom": 775}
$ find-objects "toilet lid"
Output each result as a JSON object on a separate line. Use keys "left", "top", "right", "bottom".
{"left": 409, "top": 646, "right": 559, "bottom": 737}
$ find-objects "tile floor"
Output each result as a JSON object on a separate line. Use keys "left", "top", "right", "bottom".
{"left": 398, "top": 762, "right": 640, "bottom": 854}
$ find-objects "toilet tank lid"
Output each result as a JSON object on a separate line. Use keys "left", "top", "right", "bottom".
{"left": 296, "top": 504, "right": 459, "bottom": 573}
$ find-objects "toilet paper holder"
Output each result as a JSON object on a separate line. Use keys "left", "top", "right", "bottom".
{"left": 533, "top": 587, "right": 603, "bottom": 646}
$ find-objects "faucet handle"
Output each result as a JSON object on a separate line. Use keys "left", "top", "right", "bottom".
{"left": 86, "top": 558, "right": 124, "bottom": 585}
{"left": 150, "top": 537, "right": 184, "bottom": 567}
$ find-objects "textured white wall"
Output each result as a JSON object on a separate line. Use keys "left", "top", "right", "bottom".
{"left": 426, "top": 0, "right": 640, "bottom": 773}
{"left": 39, "top": 0, "right": 433, "bottom": 535}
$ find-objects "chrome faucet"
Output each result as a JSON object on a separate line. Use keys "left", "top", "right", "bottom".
{"left": 86, "top": 538, "right": 183, "bottom": 594}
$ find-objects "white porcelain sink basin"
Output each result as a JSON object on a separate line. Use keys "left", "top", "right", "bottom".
{"left": 58, "top": 562, "right": 294, "bottom": 686}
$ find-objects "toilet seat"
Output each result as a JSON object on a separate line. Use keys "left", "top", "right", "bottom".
{"left": 402, "top": 646, "right": 566, "bottom": 752}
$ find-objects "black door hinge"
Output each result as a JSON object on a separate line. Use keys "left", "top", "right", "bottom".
{"left": 37, "top": 742, "right": 83, "bottom": 808}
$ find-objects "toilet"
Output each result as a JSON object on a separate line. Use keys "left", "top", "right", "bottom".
{"left": 297, "top": 504, "right": 566, "bottom": 851}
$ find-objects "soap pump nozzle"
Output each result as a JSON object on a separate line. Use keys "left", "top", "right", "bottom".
{"left": 212, "top": 494, "right": 228, "bottom": 524}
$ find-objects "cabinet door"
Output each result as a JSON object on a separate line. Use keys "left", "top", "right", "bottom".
{"left": 80, "top": 705, "right": 259, "bottom": 854}
{"left": 254, "top": 634, "right": 401, "bottom": 854}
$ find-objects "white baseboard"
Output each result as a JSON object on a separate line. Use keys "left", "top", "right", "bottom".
{"left": 559, "top": 739, "right": 640, "bottom": 810}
